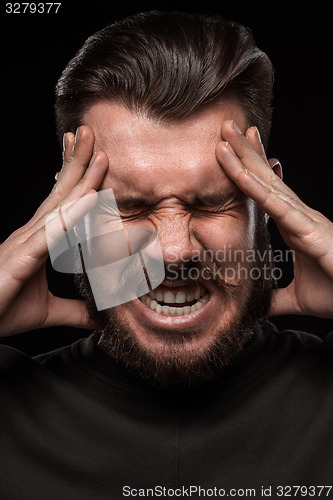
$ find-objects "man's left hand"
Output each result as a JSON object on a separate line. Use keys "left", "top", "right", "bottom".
{"left": 216, "top": 120, "right": 333, "bottom": 319}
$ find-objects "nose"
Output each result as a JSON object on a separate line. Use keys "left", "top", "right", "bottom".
{"left": 156, "top": 213, "right": 201, "bottom": 267}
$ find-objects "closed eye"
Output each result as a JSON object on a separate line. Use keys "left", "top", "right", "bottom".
{"left": 119, "top": 208, "right": 151, "bottom": 220}
{"left": 114, "top": 190, "right": 247, "bottom": 220}
{"left": 192, "top": 199, "right": 247, "bottom": 217}
{"left": 191, "top": 206, "right": 226, "bottom": 216}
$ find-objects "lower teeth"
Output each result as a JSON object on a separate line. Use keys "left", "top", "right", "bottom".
{"left": 139, "top": 294, "right": 209, "bottom": 316}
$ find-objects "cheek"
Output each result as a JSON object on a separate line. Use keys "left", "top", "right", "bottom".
{"left": 191, "top": 215, "right": 251, "bottom": 255}
{"left": 191, "top": 215, "right": 256, "bottom": 287}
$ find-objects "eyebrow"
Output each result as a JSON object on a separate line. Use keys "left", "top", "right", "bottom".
{"left": 115, "top": 196, "right": 151, "bottom": 210}
{"left": 115, "top": 191, "right": 238, "bottom": 211}
{"left": 193, "top": 192, "right": 231, "bottom": 207}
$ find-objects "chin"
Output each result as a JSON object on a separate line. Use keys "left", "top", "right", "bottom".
{"left": 77, "top": 244, "right": 273, "bottom": 388}
{"left": 122, "top": 291, "right": 240, "bottom": 361}
{"left": 96, "top": 284, "right": 257, "bottom": 389}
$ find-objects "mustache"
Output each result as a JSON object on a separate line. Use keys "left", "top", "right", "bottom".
{"left": 97, "top": 253, "right": 241, "bottom": 297}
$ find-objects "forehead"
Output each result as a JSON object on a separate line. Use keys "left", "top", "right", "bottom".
{"left": 83, "top": 101, "right": 247, "bottom": 203}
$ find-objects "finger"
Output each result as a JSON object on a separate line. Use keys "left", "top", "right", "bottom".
{"left": 220, "top": 120, "right": 278, "bottom": 185}
{"left": 235, "top": 169, "right": 321, "bottom": 245}
{"left": 60, "top": 150, "right": 109, "bottom": 206}
{"left": 216, "top": 136, "right": 304, "bottom": 209}
{"left": 0, "top": 190, "right": 97, "bottom": 316}
{"left": 268, "top": 284, "right": 301, "bottom": 317}
{"left": 45, "top": 189, "right": 98, "bottom": 252}
{"left": 56, "top": 126, "right": 95, "bottom": 192}
{"left": 216, "top": 138, "right": 314, "bottom": 228}
{"left": 11, "top": 190, "right": 98, "bottom": 285}
{"left": 22, "top": 150, "right": 109, "bottom": 238}
{"left": 62, "top": 131, "right": 75, "bottom": 163}
{"left": 53, "top": 132, "right": 75, "bottom": 182}
{"left": 245, "top": 125, "right": 267, "bottom": 162}
{"left": 245, "top": 128, "right": 285, "bottom": 182}
{"left": 245, "top": 131, "right": 283, "bottom": 182}
{"left": 30, "top": 126, "right": 96, "bottom": 225}
{"left": 0, "top": 190, "right": 99, "bottom": 322}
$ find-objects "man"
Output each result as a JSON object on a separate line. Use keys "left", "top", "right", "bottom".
{"left": 0, "top": 10, "right": 333, "bottom": 499}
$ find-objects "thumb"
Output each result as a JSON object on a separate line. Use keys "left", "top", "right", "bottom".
{"left": 268, "top": 282, "right": 301, "bottom": 317}
{"left": 45, "top": 295, "right": 96, "bottom": 330}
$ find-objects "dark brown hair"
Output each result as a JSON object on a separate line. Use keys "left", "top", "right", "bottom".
{"left": 55, "top": 11, "right": 274, "bottom": 147}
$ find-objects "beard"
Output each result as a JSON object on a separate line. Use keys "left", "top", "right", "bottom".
{"left": 75, "top": 209, "right": 274, "bottom": 389}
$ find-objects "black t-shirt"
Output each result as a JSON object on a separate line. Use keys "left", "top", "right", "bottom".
{"left": 0, "top": 321, "right": 333, "bottom": 500}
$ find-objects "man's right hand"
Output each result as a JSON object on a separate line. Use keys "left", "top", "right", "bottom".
{"left": 0, "top": 126, "right": 109, "bottom": 336}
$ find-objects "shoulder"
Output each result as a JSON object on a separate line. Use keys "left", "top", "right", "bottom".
{"left": 0, "top": 343, "right": 36, "bottom": 376}
{"left": 273, "top": 324, "right": 333, "bottom": 350}
{"left": 0, "top": 335, "right": 88, "bottom": 381}
{"left": 266, "top": 322, "right": 333, "bottom": 377}
{"left": 275, "top": 327, "right": 324, "bottom": 347}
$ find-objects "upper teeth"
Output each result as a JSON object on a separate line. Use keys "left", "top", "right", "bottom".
{"left": 149, "top": 286, "right": 204, "bottom": 305}
{"left": 139, "top": 285, "right": 209, "bottom": 316}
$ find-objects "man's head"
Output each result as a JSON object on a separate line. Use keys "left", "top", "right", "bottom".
{"left": 55, "top": 11, "right": 275, "bottom": 388}
{"left": 55, "top": 11, "right": 273, "bottom": 147}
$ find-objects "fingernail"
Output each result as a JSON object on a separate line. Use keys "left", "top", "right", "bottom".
{"left": 225, "top": 141, "right": 236, "bottom": 155}
{"left": 244, "top": 168, "right": 254, "bottom": 178}
{"left": 255, "top": 126, "right": 262, "bottom": 143}
{"left": 74, "top": 127, "right": 82, "bottom": 145}
{"left": 231, "top": 119, "right": 242, "bottom": 135}
{"left": 63, "top": 132, "right": 74, "bottom": 153}
{"left": 62, "top": 133, "right": 67, "bottom": 152}
{"left": 71, "top": 128, "right": 82, "bottom": 155}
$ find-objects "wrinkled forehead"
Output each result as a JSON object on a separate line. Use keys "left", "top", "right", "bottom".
{"left": 83, "top": 101, "right": 248, "bottom": 202}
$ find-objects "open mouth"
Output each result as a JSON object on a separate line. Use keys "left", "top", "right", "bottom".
{"left": 139, "top": 284, "right": 210, "bottom": 317}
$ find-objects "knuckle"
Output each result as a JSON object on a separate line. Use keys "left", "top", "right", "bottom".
{"left": 51, "top": 182, "right": 64, "bottom": 198}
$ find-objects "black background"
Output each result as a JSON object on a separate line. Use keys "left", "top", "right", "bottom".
{"left": 1, "top": 2, "right": 333, "bottom": 355}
